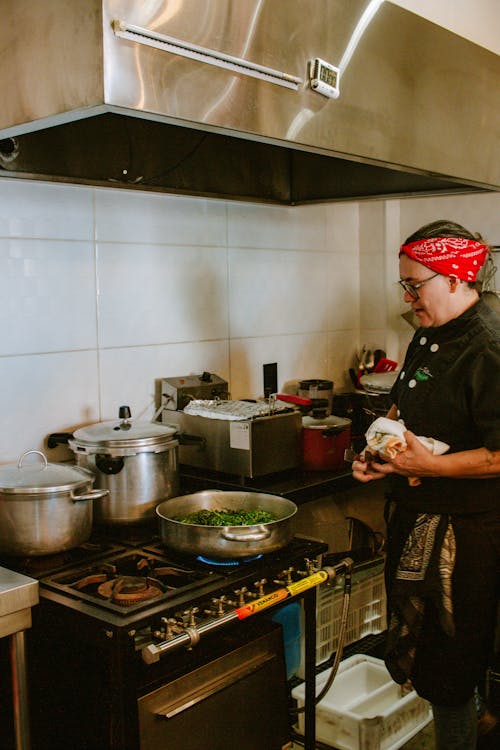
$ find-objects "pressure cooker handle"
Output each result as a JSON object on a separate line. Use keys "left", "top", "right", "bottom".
{"left": 47, "top": 432, "right": 74, "bottom": 449}
{"left": 221, "top": 526, "right": 272, "bottom": 542}
{"left": 70, "top": 488, "right": 110, "bottom": 503}
{"left": 95, "top": 454, "right": 125, "bottom": 475}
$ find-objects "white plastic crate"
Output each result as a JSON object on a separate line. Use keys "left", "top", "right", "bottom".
{"left": 298, "top": 569, "right": 387, "bottom": 678}
{"left": 292, "top": 654, "right": 432, "bottom": 750}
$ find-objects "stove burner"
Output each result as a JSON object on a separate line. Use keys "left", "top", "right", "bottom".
{"left": 197, "top": 554, "right": 263, "bottom": 567}
{"left": 97, "top": 576, "right": 164, "bottom": 605}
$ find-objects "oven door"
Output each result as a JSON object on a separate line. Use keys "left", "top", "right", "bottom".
{"left": 138, "top": 622, "right": 290, "bottom": 750}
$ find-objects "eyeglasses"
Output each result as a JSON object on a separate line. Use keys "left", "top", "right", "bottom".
{"left": 398, "top": 272, "right": 440, "bottom": 300}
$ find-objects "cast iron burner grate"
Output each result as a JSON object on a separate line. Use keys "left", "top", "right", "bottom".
{"left": 196, "top": 554, "right": 263, "bottom": 566}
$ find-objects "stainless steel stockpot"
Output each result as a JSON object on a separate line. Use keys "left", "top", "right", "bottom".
{"left": 156, "top": 490, "right": 297, "bottom": 559}
{"left": 67, "top": 407, "right": 180, "bottom": 525}
{"left": 0, "top": 451, "right": 108, "bottom": 556}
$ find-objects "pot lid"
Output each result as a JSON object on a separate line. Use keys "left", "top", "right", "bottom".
{"left": 302, "top": 415, "right": 351, "bottom": 429}
{"left": 71, "top": 406, "right": 177, "bottom": 449}
{"left": 0, "top": 451, "right": 95, "bottom": 494}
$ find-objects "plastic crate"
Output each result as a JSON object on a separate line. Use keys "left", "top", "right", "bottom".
{"left": 298, "top": 569, "right": 387, "bottom": 678}
{"left": 292, "top": 654, "right": 432, "bottom": 750}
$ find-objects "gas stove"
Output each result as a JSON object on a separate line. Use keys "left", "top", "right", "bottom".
{"left": 32, "top": 534, "right": 328, "bottom": 631}
{"left": 1, "top": 529, "right": 331, "bottom": 750}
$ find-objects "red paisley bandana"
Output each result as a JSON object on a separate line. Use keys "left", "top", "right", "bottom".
{"left": 399, "top": 237, "right": 489, "bottom": 282}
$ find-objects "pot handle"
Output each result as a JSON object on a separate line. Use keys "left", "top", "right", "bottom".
{"left": 221, "top": 526, "right": 272, "bottom": 542}
{"left": 70, "top": 488, "right": 109, "bottom": 503}
{"left": 47, "top": 432, "right": 74, "bottom": 449}
{"left": 177, "top": 432, "right": 206, "bottom": 448}
{"left": 276, "top": 394, "right": 312, "bottom": 406}
{"left": 95, "top": 454, "right": 124, "bottom": 475}
{"left": 17, "top": 450, "right": 48, "bottom": 468}
{"left": 322, "top": 424, "right": 350, "bottom": 438}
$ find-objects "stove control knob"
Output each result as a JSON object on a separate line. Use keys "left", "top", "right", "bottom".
{"left": 298, "top": 558, "right": 318, "bottom": 576}
{"left": 284, "top": 567, "right": 295, "bottom": 585}
{"left": 234, "top": 587, "right": 248, "bottom": 607}
{"left": 182, "top": 607, "right": 200, "bottom": 628}
{"left": 274, "top": 567, "right": 295, "bottom": 586}
{"left": 211, "top": 596, "right": 228, "bottom": 616}
{"left": 253, "top": 578, "right": 267, "bottom": 597}
{"left": 159, "top": 617, "right": 178, "bottom": 640}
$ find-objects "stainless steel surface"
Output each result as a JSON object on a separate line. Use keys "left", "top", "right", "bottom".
{"left": 74, "top": 446, "right": 179, "bottom": 525}
{"left": 156, "top": 490, "right": 297, "bottom": 558}
{"left": 158, "top": 373, "right": 228, "bottom": 411}
{"left": 298, "top": 379, "right": 334, "bottom": 415}
{"left": 0, "top": 456, "right": 107, "bottom": 556}
{"left": 10, "top": 631, "right": 31, "bottom": 750}
{"left": 138, "top": 625, "right": 289, "bottom": 750}
{"left": 0, "top": 0, "right": 498, "bottom": 202}
{"left": 67, "top": 409, "right": 180, "bottom": 524}
{"left": 0, "top": 450, "right": 107, "bottom": 494}
{"left": 161, "top": 408, "right": 302, "bottom": 477}
{"left": 0, "top": 568, "right": 39, "bottom": 626}
{"left": 0, "top": 568, "right": 38, "bottom": 750}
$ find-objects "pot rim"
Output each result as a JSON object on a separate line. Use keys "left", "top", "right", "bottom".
{"left": 156, "top": 491, "right": 297, "bottom": 527}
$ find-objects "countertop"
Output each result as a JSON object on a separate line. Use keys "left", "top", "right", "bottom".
{"left": 0, "top": 567, "right": 38, "bottom": 638}
{"left": 180, "top": 464, "right": 389, "bottom": 556}
{"left": 180, "top": 463, "right": 358, "bottom": 504}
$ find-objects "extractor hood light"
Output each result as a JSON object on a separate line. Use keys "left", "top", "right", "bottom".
{"left": 112, "top": 19, "right": 303, "bottom": 90}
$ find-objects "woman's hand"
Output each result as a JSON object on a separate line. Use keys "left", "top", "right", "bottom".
{"left": 386, "top": 430, "right": 439, "bottom": 477}
{"left": 352, "top": 431, "right": 438, "bottom": 482}
{"left": 352, "top": 453, "right": 388, "bottom": 483}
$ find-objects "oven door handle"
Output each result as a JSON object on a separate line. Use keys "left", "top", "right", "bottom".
{"left": 153, "top": 652, "right": 274, "bottom": 719}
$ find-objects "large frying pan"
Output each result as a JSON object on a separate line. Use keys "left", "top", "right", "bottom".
{"left": 156, "top": 490, "right": 297, "bottom": 559}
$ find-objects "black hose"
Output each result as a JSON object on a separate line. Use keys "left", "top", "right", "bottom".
{"left": 291, "top": 566, "right": 352, "bottom": 713}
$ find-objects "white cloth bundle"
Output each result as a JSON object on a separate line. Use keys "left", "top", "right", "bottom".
{"left": 365, "top": 417, "right": 449, "bottom": 486}
{"left": 365, "top": 417, "right": 449, "bottom": 459}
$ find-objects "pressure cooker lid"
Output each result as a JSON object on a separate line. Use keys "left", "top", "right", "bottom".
{"left": 0, "top": 451, "right": 95, "bottom": 494}
{"left": 71, "top": 406, "right": 177, "bottom": 449}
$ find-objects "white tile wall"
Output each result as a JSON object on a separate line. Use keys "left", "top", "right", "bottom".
{"left": 0, "top": 176, "right": 498, "bottom": 464}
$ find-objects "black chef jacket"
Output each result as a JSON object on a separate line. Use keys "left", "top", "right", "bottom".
{"left": 384, "top": 297, "right": 500, "bottom": 705}
{"left": 388, "top": 296, "right": 500, "bottom": 514}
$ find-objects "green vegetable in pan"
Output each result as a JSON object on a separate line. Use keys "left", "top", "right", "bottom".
{"left": 173, "top": 508, "right": 277, "bottom": 526}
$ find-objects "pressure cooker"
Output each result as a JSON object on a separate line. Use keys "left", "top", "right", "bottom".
{"left": 48, "top": 406, "right": 180, "bottom": 525}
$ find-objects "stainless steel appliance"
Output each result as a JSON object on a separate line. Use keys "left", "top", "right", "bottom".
{"left": 156, "top": 490, "right": 297, "bottom": 558}
{"left": 0, "top": 530, "right": 329, "bottom": 750}
{"left": 48, "top": 407, "right": 181, "bottom": 525}
{"left": 0, "top": 451, "right": 108, "bottom": 556}
{"left": 157, "top": 375, "right": 302, "bottom": 478}
{"left": 159, "top": 373, "right": 229, "bottom": 411}
{"left": 0, "top": 1, "right": 498, "bottom": 202}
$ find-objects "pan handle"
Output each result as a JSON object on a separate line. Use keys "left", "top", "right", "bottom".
{"left": 221, "top": 526, "right": 272, "bottom": 542}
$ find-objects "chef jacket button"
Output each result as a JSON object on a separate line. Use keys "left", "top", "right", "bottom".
{"left": 419, "top": 337, "right": 427, "bottom": 345}
{"left": 430, "top": 343, "right": 439, "bottom": 352}
{"left": 400, "top": 370, "right": 405, "bottom": 380}
{"left": 408, "top": 379, "right": 417, "bottom": 388}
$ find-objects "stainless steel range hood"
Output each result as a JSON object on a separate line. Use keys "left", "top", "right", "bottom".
{"left": 1, "top": 0, "right": 498, "bottom": 204}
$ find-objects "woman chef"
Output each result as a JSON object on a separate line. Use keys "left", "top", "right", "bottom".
{"left": 353, "top": 220, "right": 500, "bottom": 750}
